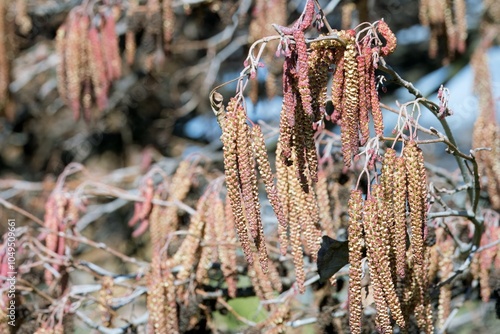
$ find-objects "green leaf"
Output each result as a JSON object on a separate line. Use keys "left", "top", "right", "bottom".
{"left": 317, "top": 235, "right": 349, "bottom": 282}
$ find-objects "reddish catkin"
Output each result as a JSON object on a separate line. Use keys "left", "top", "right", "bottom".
{"left": 87, "top": 25, "right": 109, "bottom": 111}
{"left": 369, "top": 60, "right": 384, "bottom": 137}
{"left": 330, "top": 55, "right": 345, "bottom": 123}
{"left": 378, "top": 20, "right": 397, "bottom": 56}
{"left": 283, "top": 55, "right": 297, "bottom": 128}
{"left": 298, "top": 0, "right": 315, "bottom": 30}
{"left": 293, "top": 29, "right": 314, "bottom": 116}
{"left": 357, "top": 51, "right": 370, "bottom": 146}
{"left": 100, "top": 12, "right": 121, "bottom": 81}
{"left": 347, "top": 190, "right": 364, "bottom": 334}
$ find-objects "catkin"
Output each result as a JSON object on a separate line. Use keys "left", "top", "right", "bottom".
{"left": 348, "top": 190, "right": 364, "bottom": 334}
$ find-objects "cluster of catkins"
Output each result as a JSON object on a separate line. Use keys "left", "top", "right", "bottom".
{"left": 419, "top": 0, "right": 467, "bottom": 60}
{"left": 125, "top": 0, "right": 175, "bottom": 71}
{"left": 56, "top": 7, "right": 121, "bottom": 121}
{"left": 126, "top": 159, "right": 283, "bottom": 333}
{"left": 42, "top": 189, "right": 83, "bottom": 287}
{"left": 347, "top": 143, "right": 433, "bottom": 334}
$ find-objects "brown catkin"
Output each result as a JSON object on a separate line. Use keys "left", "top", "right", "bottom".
{"left": 288, "top": 160, "right": 305, "bottom": 293}
{"left": 251, "top": 125, "right": 288, "bottom": 255}
{"left": 170, "top": 190, "right": 208, "bottom": 281}
{"left": 316, "top": 170, "right": 335, "bottom": 237}
{"left": 364, "top": 193, "right": 392, "bottom": 333}
{"left": 404, "top": 141, "right": 426, "bottom": 267}
{"left": 220, "top": 198, "right": 238, "bottom": 297}
{"left": 330, "top": 55, "right": 344, "bottom": 122}
{"left": 55, "top": 25, "right": 68, "bottom": 105}
{"left": 348, "top": 189, "right": 364, "bottom": 334}
{"left": 437, "top": 237, "right": 454, "bottom": 330}
{"left": 393, "top": 156, "right": 408, "bottom": 279}
{"left": 65, "top": 11, "right": 83, "bottom": 116}
{"left": 235, "top": 110, "right": 269, "bottom": 272}
{"left": 275, "top": 140, "right": 291, "bottom": 253}
{"left": 340, "top": 34, "right": 359, "bottom": 167}
{"left": 146, "top": 261, "right": 167, "bottom": 333}
{"left": 222, "top": 100, "right": 253, "bottom": 265}
{"left": 357, "top": 52, "right": 370, "bottom": 146}
{"left": 372, "top": 185, "right": 405, "bottom": 329}
{"left": 380, "top": 149, "right": 397, "bottom": 272}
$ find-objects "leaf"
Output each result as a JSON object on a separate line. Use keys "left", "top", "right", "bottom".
{"left": 317, "top": 235, "right": 349, "bottom": 282}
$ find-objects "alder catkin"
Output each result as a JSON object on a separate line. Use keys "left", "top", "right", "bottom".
{"left": 347, "top": 189, "right": 364, "bottom": 334}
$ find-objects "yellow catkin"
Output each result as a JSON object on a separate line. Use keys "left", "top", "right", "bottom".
{"left": 364, "top": 193, "right": 392, "bottom": 332}
{"left": 166, "top": 160, "right": 194, "bottom": 233}
{"left": 372, "top": 185, "right": 405, "bottom": 329}
{"left": 251, "top": 125, "right": 288, "bottom": 255}
{"left": 347, "top": 189, "right": 364, "bottom": 334}
{"left": 164, "top": 270, "right": 179, "bottom": 333}
{"left": 249, "top": 252, "right": 276, "bottom": 305}
{"left": 170, "top": 191, "right": 208, "bottom": 280}
{"left": 340, "top": 33, "right": 359, "bottom": 167}
{"left": 64, "top": 11, "right": 83, "bottom": 115}
{"left": 380, "top": 149, "right": 397, "bottom": 274}
{"left": 404, "top": 142, "right": 426, "bottom": 268}
{"left": 437, "top": 237, "right": 454, "bottom": 331}
{"left": 235, "top": 110, "right": 269, "bottom": 273}
{"left": 275, "top": 139, "right": 290, "bottom": 254}
{"left": 393, "top": 156, "right": 408, "bottom": 279}
{"left": 316, "top": 170, "right": 336, "bottom": 237}
{"left": 288, "top": 160, "right": 305, "bottom": 293}
{"left": 222, "top": 100, "right": 253, "bottom": 265}
{"left": 220, "top": 197, "right": 238, "bottom": 297}
{"left": 302, "top": 187, "right": 322, "bottom": 262}
{"left": 146, "top": 261, "right": 167, "bottom": 333}
{"left": 196, "top": 192, "right": 217, "bottom": 286}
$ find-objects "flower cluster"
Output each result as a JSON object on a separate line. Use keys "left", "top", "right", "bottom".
{"left": 346, "top": 143, "right": 433, "bottom": 333}
{"left": 419, "top": 0, "right": 467, "bottom": 60}
{"left": 56, "top": 6, "right": 121, "bottom": 121}
{"left": 331, "top": 21, "right": 397, "bottom": 167}
{"left": 125, "top": 0, "right": 175, "bottom": 71}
